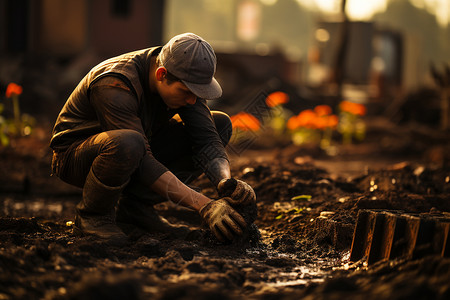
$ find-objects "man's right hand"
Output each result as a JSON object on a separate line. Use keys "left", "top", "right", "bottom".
{"left": 199, "top": 198, "right": 246, "bottom": 242}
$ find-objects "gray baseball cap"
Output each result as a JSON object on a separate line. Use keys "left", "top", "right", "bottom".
{"left": 159, "top": 33, "right": 222, "bottom": 100}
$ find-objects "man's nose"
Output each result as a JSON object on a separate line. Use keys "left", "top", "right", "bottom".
{"left": 186, "top": 95, "right": 197, "bottom": 105}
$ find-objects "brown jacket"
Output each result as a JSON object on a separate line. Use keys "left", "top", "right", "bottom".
{"left": 50, "top": 47, "right": 228, "bottom": 184}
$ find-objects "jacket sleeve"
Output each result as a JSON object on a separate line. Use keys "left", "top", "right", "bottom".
{"left": 177, "top": 98, "right": 229, "bottom": 171}
{"left": 90, "top": 76, "right": 168, "bottom": 185}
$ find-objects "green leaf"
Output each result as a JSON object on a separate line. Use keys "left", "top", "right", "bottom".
{"left": 295, "top": 207, "right": 304, "bottom": 214}
{"left": 275, "top": 214, "right": 283, "bottom": 220}
{"left": 0, "top": 133, "right": 9, "bottom": 146}
{"left": 291, "top": 195, "right": 312, "bottom": 201}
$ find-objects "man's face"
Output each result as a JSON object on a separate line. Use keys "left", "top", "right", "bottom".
{"left": 157, "top": 77, "right": 198, "bottom": 109}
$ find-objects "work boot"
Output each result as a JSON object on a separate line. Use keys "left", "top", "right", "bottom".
{"left": 75, "top": 168, "right": 129, "bottom": 246}
{"left": 116, "top": 193, "right": 191, "bottom": 239}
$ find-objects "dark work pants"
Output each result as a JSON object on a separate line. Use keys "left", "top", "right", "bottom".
{"left": 51, "top": 111, "right": 232, "bottom": 196}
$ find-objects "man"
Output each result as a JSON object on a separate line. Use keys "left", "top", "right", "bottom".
{"left": 50, "top": 33, "right": 256, "bottom": 245}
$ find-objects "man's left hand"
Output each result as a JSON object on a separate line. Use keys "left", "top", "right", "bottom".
{"left": 217, "top": 178, "right": 256, "bottom": 206}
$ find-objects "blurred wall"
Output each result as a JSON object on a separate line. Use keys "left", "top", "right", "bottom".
{"left": 90, "top": 0, "right": 164, "bottom": 57}
{"left": 0, "top": 0, "right": 165, "bottom": 118}
{"left": 0, "top": 0, "right": 165, "bottom": 58}
{"left": 39, "top": 0, "right": 87, "bottom": 56}
{"left": 1, "top": 0, "right": 32, "bottom": 54}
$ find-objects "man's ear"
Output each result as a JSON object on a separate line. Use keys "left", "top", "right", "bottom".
{"left": 155, "top": 67, "right": 167, "bottom": 81}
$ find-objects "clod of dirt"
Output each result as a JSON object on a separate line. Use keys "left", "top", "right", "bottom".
{"left": 319, "top": 276, "right": 359, "bottom": 293}
{"left": 60, "top": 272, "right": 142, "bottom": 300}
{"left": 201, "top": 223, "right": 262, "bottom": 250}
{"left": 134, "top": 235, "right": 163, "bottom": 257}
{"left": 354, "top": 164, "right": 450, "bottom": 195}
{"left": 174, "top": 244, "right": 196, "bottom": 261}
{"left": 271, "top": 234, "right": 298, "bottom": 253}
{"left": 265, "top": 256, "right": 297, "bottom": 268}
{"left": 155, "top": 282, "right": 231, "bottom": 300}
{"left": 234, "top": 201, "right": 258, "bottom": 226}
{"left": 0, "top": 217, "right": 42, "bottom": 234}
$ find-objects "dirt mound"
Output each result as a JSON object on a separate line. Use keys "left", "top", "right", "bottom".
{"left": 1, "top": 124, "right": 450, "bottom": 299}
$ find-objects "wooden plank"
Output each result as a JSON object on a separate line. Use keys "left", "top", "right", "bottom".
{"left": 350, "top": 210, "right": 372, "bottom": 262}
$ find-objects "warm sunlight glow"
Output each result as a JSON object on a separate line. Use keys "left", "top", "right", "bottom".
{"left": 346, "top": 0, "right": 388, "bottom": 20}
{"left": 411, "top": 0, "right": 449, "bottom": 26}
{"left": 260, "top": 0, "right": 278, "bottom": 5}
{"left": 428, "top": 0, "right": 449, "bottom": 27}
{"left": 315, "top": 28, "right": 330, "bottom": 42}
{"left": 296, "top": 0, "right": 387, "bottom": 19}
{"left": 297, "top": 0, "right": 448, "bottom": 27}
{"left": 312, "top": 0, "right": 339, "bottom": 12}
{"left": 301, "top": 0, "right": 388, "bottom": 20}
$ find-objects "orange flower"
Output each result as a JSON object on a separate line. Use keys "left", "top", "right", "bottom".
{"left": 288, "top": 109, "right": 339, "bottom": 131}
{"left": 5, "top": 83, "right": 23, "bottom": 98}
{"left": 287, "top": 115, "right": 301, "bottom": 130}
{"left": 314, "top": 105, "right": 332, "bottom": 117}
{"left": 297, "top": 109, "right": 318, "bottom": 128}
{"left": 315, "top": 114, "right": 339, "bottom": 130}
{"left": 230, "top": 112, "right": 261, "bottom": 131}
{"left": 266, "top": 91, "right": 289, "bottom": 108}
{"left": 326, "top": 114, "right": 339, "bottom": 128}
{"left": 339, "top": 100, "right": 366, "bottom": 116}
{"left": 287, "top": 109, "right": 319, "bottom": 130}
{"left": 314, "top": 117, "right": 327, "bottom": 129}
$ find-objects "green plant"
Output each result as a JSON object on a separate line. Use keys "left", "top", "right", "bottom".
{"left": 1, "top": 83, "right": 35, "bottom": 146}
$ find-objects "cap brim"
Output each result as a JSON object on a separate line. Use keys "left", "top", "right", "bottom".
{"left": 182, "top": 77, "right": 222, "bottom": 100}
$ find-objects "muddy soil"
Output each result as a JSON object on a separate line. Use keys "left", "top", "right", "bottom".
{"left": 1, "top": 119, "right": 450, "bottom": 300}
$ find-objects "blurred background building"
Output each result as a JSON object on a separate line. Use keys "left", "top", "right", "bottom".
{"left": 0, "top": 0, "right": 449, "bottom": 124}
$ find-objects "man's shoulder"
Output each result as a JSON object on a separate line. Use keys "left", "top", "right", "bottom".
{"left": 91, "top": 76, "right": 133, "bottom": 93}
{"left": 111, "top": 46, "right": 162, "bottom": 62}
{"left": 89, "top": 47, "right": 161, "bottom": 98}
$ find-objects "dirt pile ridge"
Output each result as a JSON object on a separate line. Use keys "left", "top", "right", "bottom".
{"left": 1, "top": 124, "right": 450, "bottom": 299}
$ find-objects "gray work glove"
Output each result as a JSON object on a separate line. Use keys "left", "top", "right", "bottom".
{"left": 217, "top": 178, "right": 256, "bottom": 206}
{"left": 199, "top": 198, "right": 247, "bottom": 242}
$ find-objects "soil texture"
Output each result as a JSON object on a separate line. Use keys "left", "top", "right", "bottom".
{"left": 1, "top": 118, "right": 450, "bottom": 300}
